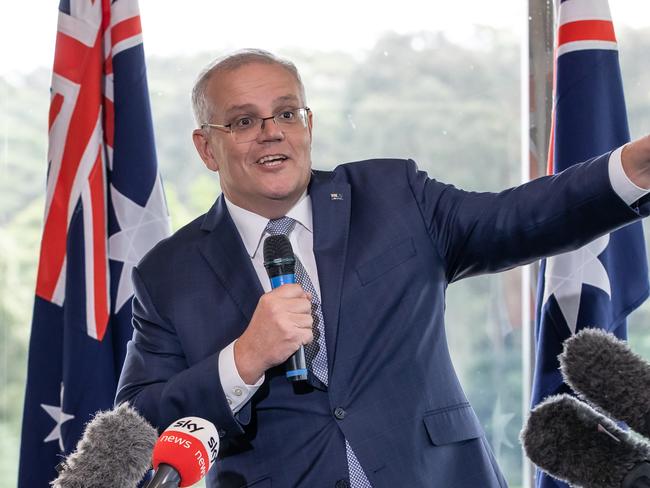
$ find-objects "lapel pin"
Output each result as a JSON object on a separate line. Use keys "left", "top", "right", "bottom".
{"left": 330, "top": 193, "right": 343, "bottom": 201}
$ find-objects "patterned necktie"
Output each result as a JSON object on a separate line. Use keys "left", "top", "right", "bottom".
{"left": 265, "top": 217, "right": 372, "bottom": 488}
{"left": 265, "top": 217, "right": 328, "bottom": 384}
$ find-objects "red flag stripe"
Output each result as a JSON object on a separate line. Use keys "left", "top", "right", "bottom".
{"left": 101, "top": 0, "right": 112, "bottom": 33}
{"left": 88, "top": 152, "right": 109, "bottom": 340}
{"left": 104, "top": 54, "right": 113, "bottom": 77}
{"left": 48, "top": 94, "right": 64, "bottom": 131}
{"left": 558, "top": 20, "right": 616, "bottom": 47}
{"left": 36, "top": 30, "right": 103, "bottom": 300}
{"left": 53, "top": 31, "right": 93, "bottom": 85}
{"left": 111, "top": 16, "right": 142, "bottom": 47}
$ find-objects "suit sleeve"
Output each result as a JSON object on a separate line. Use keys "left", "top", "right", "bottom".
{"left": 115, "top": 266, "right": 249, "bottom": 440}
{"left": 406, "top": 151, "right": 650, "bottom": 283}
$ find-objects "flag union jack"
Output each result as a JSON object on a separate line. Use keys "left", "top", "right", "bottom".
{"left": 19, "top": 1, "right": 170, "bottom": 485}
{"left": 532, "top": 1, "right": 649, "bottom": 487}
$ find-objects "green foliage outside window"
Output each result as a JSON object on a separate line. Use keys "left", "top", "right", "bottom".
{"left": 2, "top": 28, "right": 650, "bottom": 487}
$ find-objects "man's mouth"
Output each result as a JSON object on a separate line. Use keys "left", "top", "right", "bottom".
{"left": 256, "top": 154, "right": 288, "bottom": 167}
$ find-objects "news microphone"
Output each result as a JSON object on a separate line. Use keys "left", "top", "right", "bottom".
{"left": 52, "top": 402, "right": 157, "bottom": 488}
{"left": 145, "top": 416, "right": 219, "bottom": 488}
{"left": 560, "top": 328, "right": 650, "bottom": 438}
{"left": 521, "top": 394, "right": 650, "bottom": 488}
{"left": 263, "top": 234, "right": 308, "bottom": 382}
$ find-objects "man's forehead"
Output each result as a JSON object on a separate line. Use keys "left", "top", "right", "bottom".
{"left": 213, "top": 62, "right": 298, "bottom": 91}
{"left": 208, "top": 64, "right": 303, "bottom": 114}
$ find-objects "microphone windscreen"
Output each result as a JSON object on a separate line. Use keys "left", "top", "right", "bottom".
{"left": 560, "top": 328, "right": 650, "bottom": 437}
{"left": 151, "top": 417, "right": 219, "bottom": 487}
{"left": 263, "top": 234, "right": 295, "bottom": 278}
{"left": 521, "top": 394, "right": 650, "bottom": 488}
{"left": 263, "top": 234, "right": 293, "bottom": 263}
{"left": 52, "top": 402, "right": 158, "bottom": 488}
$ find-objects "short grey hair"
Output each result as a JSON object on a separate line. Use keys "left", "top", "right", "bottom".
{"left": 191, "top": 48, "right": 307, "bottom": 126}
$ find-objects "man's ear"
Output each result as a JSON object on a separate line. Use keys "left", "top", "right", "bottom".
{"left": 192, "top": 129, "right": 219, "bottom": 172}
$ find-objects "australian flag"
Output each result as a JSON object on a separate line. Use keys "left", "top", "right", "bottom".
{"left": 18, "top": 1, "right": 170, "bottom": 486}
{"left": 531, "top": 0, "right": 649, "bottom": 486}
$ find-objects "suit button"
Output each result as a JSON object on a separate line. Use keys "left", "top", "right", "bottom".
{"left": 335, "top": 480, "right": 350, "bottom": 488}
{"left": 218, "top": 429, "right": 226, "bottom": 438}
{"left": 334, "top": 407, "right": 346, "bottom": 420}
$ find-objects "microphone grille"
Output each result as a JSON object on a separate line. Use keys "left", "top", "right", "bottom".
{"left": 263, "top": 234, "right": 294, "bottom": 264}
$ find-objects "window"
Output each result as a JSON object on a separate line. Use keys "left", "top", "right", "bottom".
{"left": 1, "top": 2, "right": 648, "bottom": 487}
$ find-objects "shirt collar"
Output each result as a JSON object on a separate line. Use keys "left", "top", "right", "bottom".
{"left": 224, "top": 192, "right": 313, "bottom": 258}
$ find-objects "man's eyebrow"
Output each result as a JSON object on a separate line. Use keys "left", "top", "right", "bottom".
{"left": 223, "top": 103, "right": 257, "bottom": 118}
{"left": 273, "top": 95, "right": 301, "bottom": 106}
{"left": 223, "top": 95, "right": 301, "bottom": 118}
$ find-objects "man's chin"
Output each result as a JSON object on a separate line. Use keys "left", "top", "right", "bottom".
{"left": 265, "top": 191, "right": 299, "bottom": 202}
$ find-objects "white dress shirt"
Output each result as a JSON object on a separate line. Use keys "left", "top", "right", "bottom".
{"left": 218, "top": 148, "right": 649, "bottom": 413}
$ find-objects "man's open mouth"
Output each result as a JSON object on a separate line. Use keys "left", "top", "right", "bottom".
{"left": 256, "top": 154, "right": 288, "bottom": 166}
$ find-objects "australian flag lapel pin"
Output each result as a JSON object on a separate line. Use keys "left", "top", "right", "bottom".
{"left": 330, "top": 192, "right": 343, "bottom": 201}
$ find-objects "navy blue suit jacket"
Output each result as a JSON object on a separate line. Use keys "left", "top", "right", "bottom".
{"left": 116, "top": 154, "right": 647, "bottom": 487}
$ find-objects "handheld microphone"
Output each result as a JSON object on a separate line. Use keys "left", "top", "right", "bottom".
{"left": 263, "top": 234, "right": 308, "bottom": 382}
{"left": 521, "top": 394, "right": 650, "bottom": 488}
{"left": 145, "top": 416, "right": 219, "bottom": 488}
{"left": 52, "top": 402, "right": 158, "bottom": 488}
{"left": 560, "top": 328, "right": 650, "bottom": 438}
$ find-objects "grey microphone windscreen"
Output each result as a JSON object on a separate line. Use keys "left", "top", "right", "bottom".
{"left": 52, "top": 402, "right": 158, "bottom": 488}
{"left": 521, "top": 394, "right": 650, "bottom": 488}
{"left": 560, "top": 328, "right": 650, "bottom": 437}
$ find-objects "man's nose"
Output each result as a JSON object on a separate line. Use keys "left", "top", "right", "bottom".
{"left": 257, "top": 116, "right": 284, "bottom": 142}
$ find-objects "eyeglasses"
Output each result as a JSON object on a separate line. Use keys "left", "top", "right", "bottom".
{"left": 201, "top": 107, "right": 311, "bottom": 143}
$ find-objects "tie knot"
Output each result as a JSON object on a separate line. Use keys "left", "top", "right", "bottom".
{"left": 265, "top": 216, "right": 297, "bottom": 236}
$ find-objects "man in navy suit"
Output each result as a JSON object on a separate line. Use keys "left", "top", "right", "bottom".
{"left": 116, "top": 49, "right": 650, "bottom": 487}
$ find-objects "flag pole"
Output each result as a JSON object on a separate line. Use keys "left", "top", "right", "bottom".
{"left": 522, "top": 0, "right": 554, "bottom": 487}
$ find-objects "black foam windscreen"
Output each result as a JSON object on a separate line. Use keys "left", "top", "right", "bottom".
{"left": 521, "top": 394, "right": 650, "bottom": 488}
{"left": 263, "top": 234, "right": 295, "bottom": 277}
{"left": 560, "top": 328, "right": 650, "bottom": 438}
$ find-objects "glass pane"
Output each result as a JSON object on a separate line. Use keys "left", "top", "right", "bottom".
{"left": 616, "top": 3, "right": 650, "bottom": 362}
{"left": 4, "top": 2, "right": 645, "bottom": 487}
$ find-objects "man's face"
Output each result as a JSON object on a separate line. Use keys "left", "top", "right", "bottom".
{"left": 193, "top": 62, "right": 313, "bottom": 217}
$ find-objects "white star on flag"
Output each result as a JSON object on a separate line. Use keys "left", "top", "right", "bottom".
{"left": 108, "top": 179, "right": 171, "bottom": 313}
{"left": 41, "top": 384, "right": 75, "bottom": 451}
{"left": 542, "top": 235, "right": 611, "bottom": 334}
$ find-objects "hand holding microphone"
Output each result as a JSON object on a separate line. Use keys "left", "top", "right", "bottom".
{"left": 263, "top": 234, "right": 310, "bottom": 381}
{"left": 234, "top": 235, "right": 313, "bottom": 384}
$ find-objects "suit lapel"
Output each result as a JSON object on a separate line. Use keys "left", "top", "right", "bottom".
{"left": 198, "top": 197, "right": 264, "bottom": 331}
{"left": 310, "top": 171, "right": 351, "bottom": 376}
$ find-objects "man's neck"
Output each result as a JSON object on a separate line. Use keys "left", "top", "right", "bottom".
{"left": 225, "top": 194, "right": 304, "bottom": 220}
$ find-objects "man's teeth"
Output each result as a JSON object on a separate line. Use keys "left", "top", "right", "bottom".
{"left": 257, "top": 155, "right": 287, "bottom": 165}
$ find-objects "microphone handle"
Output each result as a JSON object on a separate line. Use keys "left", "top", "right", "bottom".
{"left": 286, "top": 345, "right": 308, "bottom": 381}
{"left": 144, "top": 464, "right": 181, "bottom": 488}
{"left": 270, "top": 272, "right": 308, "bottom": 382}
